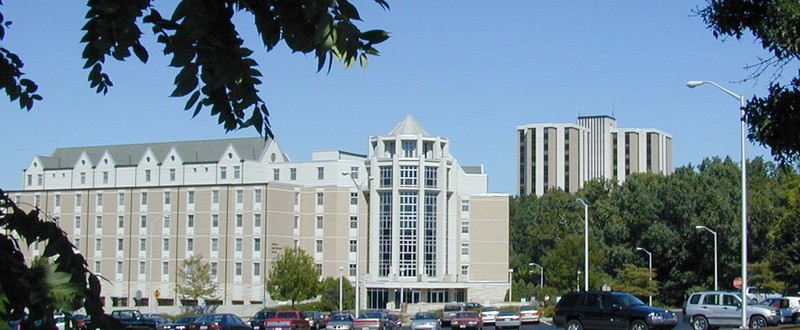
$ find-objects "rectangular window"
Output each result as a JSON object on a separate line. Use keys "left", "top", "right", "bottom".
{"left": 94, "top": 260, "right": 100, "bottom": 273}
{"left": 187, "top": 214, "right": 194, "bottom": 228}
{"left": 211, "top": 238, "right": 218, "bottom": 252}
{"left": 316, "top": 192, "right": 324, "bottom": 205}
{"left": 164, "top": 191, "right": 171, "bottom": 205}
{"left": 140, "top": 238, "right": 146, "bottom": 252}
{"left": 187, "top": 191, "right": 195, "bottom": 204}
{"left": 76, "top": 193, "right": 82, "bottom": 207}
{"left": 350, "top": 166, "right": 359, "bottom": 179}
{"left": 425, "top": 166, "right": 437, "bottom": 188}
{"left": 75, "top": 237, "right": 80, "bottom": 250}
{"left": 95, "top": 238, "right": 101, "bottom": 252}
{"left": 349, "top": 264, "right": 356, "bottom": 277}
{"left": 169, "top": 168, "right": 176, "bottom": 181}
{"left": 236, "top": 189, "right": 243, "bottom": 203}
{"left": 212, "top": 214, "right": 219, "bottom": 228}
{"left": 96, "top": 193, "right": 103, "bottom": 207}
{"left": 139, "top": 261, "right": 146, "bottom": 275}
{"left": 117, "top": 215, "right": 124, "bottom": 229}
{"left": 26, "top": 174, "right": 32, "bottom": 186}
{"left": 163, "top": 238, "right": 170, "bottom": 252}
{"left": 461, "top": 243, "right": 469, "bottom": 255}
{"left": 403, "top": 140, "right": 416, "bottom": 157}
{"left": 144, "top": 170, "right": 151, "bottom": 182}
{"left": 211, "top": 262, "right": 218, "bottom": 276}
{"left": 164, "top": 216, "right": 170, "bottom": 228}
{"left": 254, "top": 238, "right": 261, "bottom": 252}
{"left": 55, "top": 194, "right": 61, "bottom": 207}
{"left": 315, "top": 239, "right": 323, "bottom": 253}
{"left": 80, "top": 172, "right": 86, "bottom": 184}
{"left": 118, "top": 192, "right": 125, "bottom": 206}
{"left": 254, "top": 213, "right": 262, "bottom": 227}
{"left": 235, "top": 262, "right": 242, "bottom": 276}
{"left": 116, "top": 261, "right": 123, "bottom": 274}
{"left": 220, "top": 167, "right": 227, "bottom": 179}
{"left": 96, "top": 215, "right": 103, "bottom": 229}
{"left": 37, "top": 174, "right": 43, "bottom": 185}
{"left": 350, "top": 216, "right": 357, "bottom": 229}
{"left": 102, "top": 171, "right": 109, "bottom": 184}
{"left": 294, "top": 216, "right": 299, "bottom": 230}
{"left": 290, "top": 168, "right": 297, "bottom": 180}
{"left": 350, "top": 240, "right": 357, "bottom": 253}
{"left": 350, "top": 192, "right": 358, "bottom": 205}
{"left": 294, "top": 192, "right": 300, "bottom": 205}
{"left": 140, "top": 215, "right": 147, "bottom": 228}
{"left": 162, "top": 261, "right": 169, "bottom": 275}
{"left": 117, "top": 238, "right": 124, "bottom": 252}
{"left": 254, "top": 189, "right": 262, "bottom": 203}
{"left": 235, "top": 238, "right": 243, "bottom": 252}
{"left": 236, "top": 214, "right": 243, "bottom": 227}
{"left": 212, "top": 190, "right": 219, "bottom": 204}
{"left": 380, "top": 166, "right": 392, "bottom": 187}
{"left": 140, "top": 192, "right": 147, "bottom": 205}
{"left": 461, "top": 199, "right": 470, "bottom": 212}
{"left": 461, "top": 265, "right": 469, "bottom": 276}
{"left": 254, "top": 262, "right": 261, "bottom": 276}
{"left": 461, "top": 220, "right": 469, "bottom": 234}
{"left": 399, "top": 166, "right": 418, "bottom": 187}
{"left": 75, "top": 216, "right": 81, "bottom": 229}
{"left": 273, "top": 168, "right": 280, "bottom": 181}
{"left": 233, "top": 165, "right": 241, "bottom": 179}
{"left": 316, "top": 216, "right": 323, "bottom": 229}
{"left": 317, "top": 166, "right": 324, "bottom": 180}
{"left": 187, "top": 238, "right": 194, "bottom": 252}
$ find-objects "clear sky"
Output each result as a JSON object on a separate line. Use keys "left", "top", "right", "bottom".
{"left": 1, "top": 1, "right": 789, "bottom": 194}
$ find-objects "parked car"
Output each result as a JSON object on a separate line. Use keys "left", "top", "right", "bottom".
{"left": 143, "top": 314, "right": 173, "bottom": 326}
{"left": 464, "top": 303, "right": 482, "bottom": 311}
{"left": 479, "top": 306, "right": 499, "bottom": 326}
{"left": 325, "top": 313, "right": 354, "bottom": 330}
{"left": 305, "top": 311, "right": 326, "bottom": 330}
{"left": 495, "top": 310, "right": 521, "bottom": 329}
{"left": 450, "top": 311, "right": 482, "bottom": 330}
{"left": 759, "top": 297, "right": 793, "bottom": 323}
{"left": 409, "top": 312, "right": 440, "bottom": 330}
{"left": 353, "top": 310, "right": 390, "bottom": 330}
{"left": 249, "top": 310, "right": 277, "bottom": 330}
{"left": 554, "top": 290, "right": 677, "bottom": 330}
{"left": 683, "top": 290, "right": 780, "bottom": 329}
{"left": 187, "top": 313, "right": 251, "bottom": 330}
{"left": 159, "top": 316, "right": 199, "bottom": 330}
{"left": 385, "top": 314, "right": 401, "bottom": 330}
{"left": 517, "top": 305, "right": 540, "bottom": 324}
{"left": 441, "top": 303, "right": 464, "bottom": 327}
{"left": 747, "top": 287, "right": 782, "bottom": 304}
{"left": 784, "top": 296, "right": 800, "bottom": 323}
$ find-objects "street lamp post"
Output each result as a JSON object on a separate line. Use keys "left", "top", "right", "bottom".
{"left": 635, "top": 247, "right": 653, "bottom": 305}
{"left": 576, "top": 198, "right": 589, "bottom": 291}
{"left": 147, "top": 213, "right": 169, "bottom": 312}
{"left": 687, "top": 80, "right": 748, "bottom": 328}
{"left": 508, "top": 269, "right": 514, "bottom": 302}
{"left": 695, "top": 225, "right": 719, "bottom": 291}
{"left": 528, "top": 262, "right": 544, "bottom": 288}
{"left": 338, "top": 266, "right": 344, "bottom": 311}
{"left": 342, "top": 172, "right": 372, "bottom": 316}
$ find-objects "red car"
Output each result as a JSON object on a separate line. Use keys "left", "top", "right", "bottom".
{"left": 450, "top": 312, "right": 483, "bottom": 330}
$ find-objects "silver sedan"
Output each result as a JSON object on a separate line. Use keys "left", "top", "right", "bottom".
{"left": 410, "top": 312, "right": 440, "bottom": 330}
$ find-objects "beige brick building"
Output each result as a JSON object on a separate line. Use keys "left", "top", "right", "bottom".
{"left": 13, "top": 116, "right": 509, "bottom": 310}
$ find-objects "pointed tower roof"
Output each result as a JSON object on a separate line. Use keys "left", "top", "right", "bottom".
{"left": 387, "top": 115, "right": 430, "bottom": 136}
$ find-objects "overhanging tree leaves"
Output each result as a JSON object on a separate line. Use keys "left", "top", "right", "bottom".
{"left": 266, "top": 247, "right": 320, "bottom": 308}
{"left": 3, "top": 0, "right": 391, "bottom": 138}
{"left": 698, "top": 0, "right": 800, "bottom": 163}
{"left": 176, "top": 254, "right": 219, "bottom": 301}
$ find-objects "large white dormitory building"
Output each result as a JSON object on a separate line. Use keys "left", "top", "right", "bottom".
{"left": 11, "top": 116, "right": 510, "bottom": 310}
{"left": 517, "top": 115, "right": 673, "bottom": 196}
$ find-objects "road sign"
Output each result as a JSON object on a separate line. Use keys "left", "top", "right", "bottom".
{"left": 733, "top": 277, "right": 743, "bottom": 289}
{"left": 154, "top": 289, "right": 160, "bottom": 298}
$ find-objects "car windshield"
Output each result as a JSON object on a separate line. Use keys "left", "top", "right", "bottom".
{"left": 617, "top": 293, "right": 646, "bottom": 308}
{"left": 518, "top": 305, "right": 537, "bottom": 311}
{"left": 444, "top": 305, "right": 462, "bottom": 312}
{"left": 456, "top": 312, "right": 478, "bottom": 319}
{"left": 176, "top": 317, "right": 197, "bottom": 323}
{"left": 498, "top": 311, "right": 516, "bottom": 316}
{"left": 359, "top": 312, "right": 383, "bottom": 319}
{"left": 481, "top": 307, "right": 499, "bottom": 312}
{"left": 332, "top": 315, "right": 352, "bottom": 322}
{"left": 414, "top": 313, "right": 437, "bottom": 320}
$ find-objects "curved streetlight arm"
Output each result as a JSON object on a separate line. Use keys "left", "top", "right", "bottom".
{"left": 528, "top": 262, "right": 544, "bottom": 288}
{"left": 687, "top": 80, "right": 746, "bottom": 104}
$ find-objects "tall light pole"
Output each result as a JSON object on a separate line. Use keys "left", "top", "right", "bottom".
{"left": 576, "top": 198, "right": 589, "bottom": 291}
{"left": 338, "top": 266, "right": 344, "bottom": 311}
{"left": 695, "top": 225, "right": 719, "bottom": 290}
{"left": 343, "top": 172, "right": 371, "bottom": 316}
{"left": 529, "top": 262, "right": 543, "bottom": 288}
{"left": 635, "top": 247, "right": 653, "bottom": 305}
{"left": 147, "top": 213, "right": 168, "bottom": 312}
{"left": 687, "top": 80, "right": 748, "bottom": 328}
{"left": 508, "top": 269, "right": 514, "bottom": 302}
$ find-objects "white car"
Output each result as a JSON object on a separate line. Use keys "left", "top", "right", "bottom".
{"left": 517, "top": 305, "right": 540, "bottom": 324}
{"left": 479, "top": 306, "right": 499, "bottom": 325}
{"left": 785, "top": 296, "right": 800, "bottom": 323}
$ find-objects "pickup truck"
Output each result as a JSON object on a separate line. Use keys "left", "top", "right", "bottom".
{"left": 111, "top": 310, "right": 159, "bottom": 329}
{"left": 264, "top": 310, "right": 310, "bottom": 330}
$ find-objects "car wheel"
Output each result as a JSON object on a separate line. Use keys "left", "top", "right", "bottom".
{"left": 566, "top": 320, "right": 583, "bottom": 330}
{"left": 629, "top": 320, "right": 648, "bottom": 330}
{"left": 749, "top": 315, "right": 767, "bottom": 329}
{"left": 793, "top": 314, "right": 800, "bottom": 324}
{"left": 691, "top": 316, "right": 709, "bottom": 330}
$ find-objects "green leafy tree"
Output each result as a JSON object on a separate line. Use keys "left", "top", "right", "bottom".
{"left": 319, "top": 276, "right": 354, "bottom": 311}
{"left": 267, "top": 247, "right": 320, "bottom": 308}
{"left": 0, "top": 189, "right": 117, "bottom": 329}
{"left": 698, "top": 0, "right": 800, "bottom": 163}
{"left": 609, "top": 264, "right": 659, "bottom": 299}
{"left": 1, "top": 0, "right": 390, "bottom": 138}
{"left": 176, "top": 254, "right": 219, "bottom": 301}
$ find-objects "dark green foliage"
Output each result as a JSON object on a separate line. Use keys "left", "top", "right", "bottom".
{"left": 266, "top": 247, "right": 320, "bottom": 308}
{"left": 698, "top": 0, "right": 800, "bottom": 164}
{"left": 510, "top": 157, "right": 799, "bottom": 307}
{"left": 0, "top": 189, "right": 118, "bottom": 329}
{"left": 319, "top": 276, "right": 354, "bottom": 311}
{"left": 3, "top": 0, "right": 390, "bottom": 138}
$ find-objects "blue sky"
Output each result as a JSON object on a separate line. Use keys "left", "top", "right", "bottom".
{"left": 1, "top": 1, "right": 789, "bottom": 194}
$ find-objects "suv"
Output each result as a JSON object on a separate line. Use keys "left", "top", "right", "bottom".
{"left": 683, "top": 290, "right": 781, "bottom": 329}
{"left": 441, "top": 303, "right": 464, "bottom": 327}
{"left": 553, "top": 291, "right": 677, "bottom": 330}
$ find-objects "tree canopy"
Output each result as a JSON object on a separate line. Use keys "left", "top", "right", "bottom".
{"left": 698, "top": 0, "right": 800, "bottom": 164}
{"left": 176, "top": 254, "right": 219, "bottom": 301}
{"left": 0, "top": 0, "right": 390, "bottom": 138}
{"left": 266, "top": 247, "right": 320, "bottom": 308}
